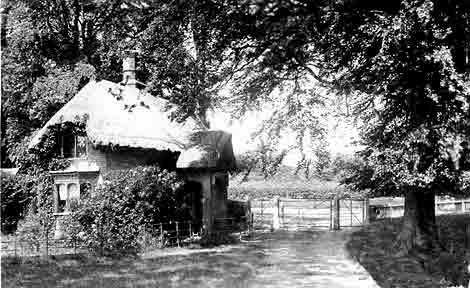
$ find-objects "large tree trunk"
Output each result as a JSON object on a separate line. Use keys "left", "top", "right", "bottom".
{"left": 397, "top": 188, "right": 442, "bottom": 255}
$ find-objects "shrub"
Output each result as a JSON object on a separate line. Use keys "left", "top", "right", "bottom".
{"left": 12, "top": 171, "right": 57, "bottom": 238}
{"left": 15, "top": 207, "right": 55, "bottom": 253}
{"left": 0, "top": 172, "right": 33, "bottom": 234}
{"left": 8, "top": 145, "right": 71, "bottom": 235}
{"left": 65, "top": 166, "right": 190, "bottom": 254}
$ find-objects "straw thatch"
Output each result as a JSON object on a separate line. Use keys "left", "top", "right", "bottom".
{"left": 177, "top": 131, "right": 237, "bottom": 170}
{"left": 29, "top": 80, "right": 201, "bottom": 151}
{"left": 28, "top": 80, "right": 236, "bottom": 170}
{"left": 176, "top": 146, "right": 219, "bottom": 169}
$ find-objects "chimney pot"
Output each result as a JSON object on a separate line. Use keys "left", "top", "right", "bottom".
{"left": 123, "top": 50, "right": 138, "bottom": 87}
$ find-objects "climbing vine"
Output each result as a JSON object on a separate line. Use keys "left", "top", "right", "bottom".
{"left": 11, "top": 118, "right": 87, "bottom": 234}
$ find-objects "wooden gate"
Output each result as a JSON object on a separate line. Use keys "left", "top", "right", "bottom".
{"left": 339, "top": 198, "right": 368, "bottom": 228}
{"left": 280, "top": 198, "right": 332, "bottom": 230}
{"left": 250, "top": 197, "right": 369, "bottom": 230}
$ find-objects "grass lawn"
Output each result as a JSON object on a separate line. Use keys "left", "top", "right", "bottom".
{"left": 1, "top": 245, "right": 259, "bottom": 288}
{"left": 346, "top": 214, "right": 470, "bottom": 288}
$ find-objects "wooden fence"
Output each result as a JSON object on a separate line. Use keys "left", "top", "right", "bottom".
{"left": 249, "top": 197, "right": 470, "bottom": 230}
{"left": 250, "top": 197, "right": 369, "bottom": 231}
{"left": 370, "top": 198, "right": 470, "bottom": 220}
{"left": 1, "top": 216, "right": 252, "bottom": 258}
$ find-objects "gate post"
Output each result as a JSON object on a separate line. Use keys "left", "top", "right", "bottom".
{"left": 272, "top": 197, "right": 281, "bottom": 230}
{"left": 332, "top": 196, "right": 340, "bottom": 230}
{"left": 246, "top": 198, "right": 252, "bottom": 232}
{"left": 363, "top": 198, "right": 370, "bottom": 224}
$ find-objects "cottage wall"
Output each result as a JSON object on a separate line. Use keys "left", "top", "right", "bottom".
{"left": 86, "top": 143, "right": 178, "bottom": 173}
{"left": 87, "top": 144, "right": 108, "bottom": 171}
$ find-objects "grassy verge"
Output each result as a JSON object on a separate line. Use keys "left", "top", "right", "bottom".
{"left": 1, "top": 244, "right": 255, "bottom": 288}
{"left": 346, "top": 215, "right": 470, "bottom": 288}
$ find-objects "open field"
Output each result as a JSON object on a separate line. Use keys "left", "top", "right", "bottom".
{"left": 346, "top": 214, "right": 470, "bottom": 288}
{"left": 228, "top": 167, "right": 350, "bottom": 200}
{"left": 2, "top": 230, "right": 377, "bottom": 288}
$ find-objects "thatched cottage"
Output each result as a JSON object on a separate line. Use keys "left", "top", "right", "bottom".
{"left": 28, "top": 52, "right": 236, "bottom": 235}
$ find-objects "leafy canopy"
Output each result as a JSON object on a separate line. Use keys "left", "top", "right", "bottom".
{"left": 221, "top": 0, "right": 470, "bottom": 192}
{"left": 316, "top": 1, "right": 470, "bottom": 195}
{"left": 1, "top": 0, "right": 248, "bottom": 166}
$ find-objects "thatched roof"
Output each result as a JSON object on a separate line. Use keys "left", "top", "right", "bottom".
{"left": 176, "top": 131, "right": 237, "bottom": 170}
{"left": 29, "top": 80, "right": 201, "bottom": 151}
{"left": 29, "top": 80, "right": 236, "bottom": 170}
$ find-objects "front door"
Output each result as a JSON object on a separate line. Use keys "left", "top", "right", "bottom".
{"left": 185, "top": 181, "right": 203, "bottom": 232}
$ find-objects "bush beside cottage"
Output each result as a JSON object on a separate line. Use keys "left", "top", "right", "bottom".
{"left": 0, "top": 172, "right": 32, "bottom": 234}
{"left": 5, "top": 163, "right": 193, "bottom": 254}
{"left": 63, "top": 166, "right": 190, "bottom": 254}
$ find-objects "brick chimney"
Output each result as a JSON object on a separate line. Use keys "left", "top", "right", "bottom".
{"left": 122, "top": 50, "right": 138, "bottom": 88}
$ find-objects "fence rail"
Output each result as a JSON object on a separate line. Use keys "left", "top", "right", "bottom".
{"left": 371, "top": 198, "right": 470, "bottom": 220}
{"left": 1, "top": 216, "right": 253, "bottom": 258}
{"left": 250, "top": 197, "right": 369, "bottom": 230}
{"left": 250, "top": 197, "right": 470, "bottom": 229}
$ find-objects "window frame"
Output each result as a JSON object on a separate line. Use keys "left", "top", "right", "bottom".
{"left": 61, "top": 134, "right": 88, "bottom": 159}
{"left": 56, "top": 184, "right": 67, "bottom": 213}
{"left": 54, "top": 182, "right": 87, "bottom": 214}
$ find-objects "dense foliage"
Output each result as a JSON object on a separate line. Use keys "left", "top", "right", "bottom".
{"left": 3, "top": 0, "right": 470, "bottom": 181}
{"left": 222, "top": 0, "right": 470, "bottom": 193}
{"left": 0, "top": 0, "right": 263, "bottom": 168}
{"left": 64, "top": 166, "right": 189, "bottom": 254}
{"left": 7, "top": 122, "right": 82, "bottom": 237}
{"left": 0, "top": 172, "right": 32, "bottom": 233}
{"left": 312, "top": 1, "right": 470, "bottom": 252}
{"left": 1, "top": 125, "right": 72, "bottom": 235}
{"left": 318, "top": 1, "right": 470, "bottom": 197}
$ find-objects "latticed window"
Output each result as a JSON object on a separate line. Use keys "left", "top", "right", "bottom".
{"left": 55, "top": 182, "right": 89, "bottom": 213}
{"left": 57, "top": 184, "right": 67, "bottom": 213}
{"left": 62, "top": 134, "right": 87, "bottom": 158}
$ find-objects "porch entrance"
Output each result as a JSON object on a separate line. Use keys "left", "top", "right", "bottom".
{"left": 185, "top": 181, "right": 203, "bottom": 230}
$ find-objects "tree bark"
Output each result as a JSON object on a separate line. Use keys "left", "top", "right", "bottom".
{"left": 397, "top": 188, "right": 442, "bottom": 255}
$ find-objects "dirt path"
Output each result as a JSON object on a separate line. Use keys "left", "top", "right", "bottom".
{"left": 242, "top": 230, "right": 379, "bottom": 288}
{"left": 2, "top": 229, "right": 380, "bottom": 288}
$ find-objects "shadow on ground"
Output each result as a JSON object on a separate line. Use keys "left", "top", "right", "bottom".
{"left": 2, "top": 230, "right": 377, "bottom": 288}
{"left": 346, "top": 216, "right": 470, "bottom": 288}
